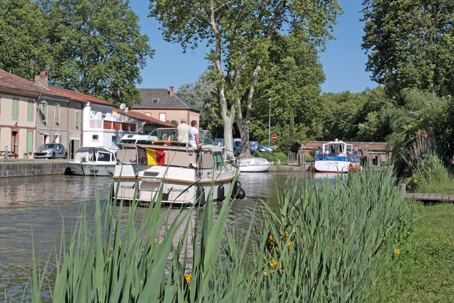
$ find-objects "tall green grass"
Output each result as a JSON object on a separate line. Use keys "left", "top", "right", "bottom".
{"left": 26, "top": 168, "right": 418, "bottom": 302}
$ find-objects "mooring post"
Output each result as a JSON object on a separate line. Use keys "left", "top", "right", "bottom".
{"left": 4, "top": 146, "right": 8, "bottom": 162}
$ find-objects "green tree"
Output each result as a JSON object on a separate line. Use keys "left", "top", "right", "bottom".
{"left": 387, "top": 89, "right": 453, "bottom": 176}
{"left": 43, "top": 0, "right": 154, "bottom": 106}
{"left": 149, "top": 0, "right": 341, "bottom": 157}
{"left": 175, "top": 71, "right": 219, "bottom": 133}
{"left": 0, "top": 0, "right": 52, "bottom": 79}
{"left": 361, "top": 0, "right": 454, "bottom": 100}
{"left": 250, "top": 34, "right": 326, "bottom": 144}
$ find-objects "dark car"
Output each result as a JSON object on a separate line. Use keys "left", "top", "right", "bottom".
{"left": 34, "top": 143, "right": 68, "bottom": 159}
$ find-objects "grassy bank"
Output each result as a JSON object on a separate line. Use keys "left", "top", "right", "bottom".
{"left": 373, "top": 203, "right": 454, "bottom": 302}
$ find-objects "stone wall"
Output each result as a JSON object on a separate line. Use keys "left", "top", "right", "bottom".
{"left": 0, "top": 162, "right": 68, "bottom": 178}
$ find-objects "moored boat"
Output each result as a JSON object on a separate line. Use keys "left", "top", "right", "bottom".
{"left": 113, "top": 134, "right": 245, "bottom": 206}
{"left": 313, "top": 139, "right": 361, "bottom": 173}
{"left": 67, "top": 147, "right": 117, "bottom": 176}
{"left": 235, "top": 157, "right": 274, "bottom": 172}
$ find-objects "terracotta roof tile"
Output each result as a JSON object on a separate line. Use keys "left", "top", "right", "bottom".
{"left": 113, "top": 108, "right": 175, "bottom": 127}
{"left": 0, "top": 69, "right": 114, "bottom": 106}
{"left": 134, "top": 88, "right": 200, "bottom": 111}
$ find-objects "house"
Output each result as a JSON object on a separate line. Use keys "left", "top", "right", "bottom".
{"left": 133, "top": 87, "right": 201, "bottom": 125}
{"left": 0, "top": 69, "right": 119, "bottom": 159}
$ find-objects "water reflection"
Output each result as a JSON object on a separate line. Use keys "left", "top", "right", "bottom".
{"left": 0, "top": 171, "right": 330, "bottom": 302}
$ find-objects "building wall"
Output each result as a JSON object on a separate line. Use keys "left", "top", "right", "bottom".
{"left": 132, "top": 109, "right": 199, "bottom": 125}
{"left": 0, "top": 93, "right": 36, "bottom": 157}
{"left": 82, "top": 103, "right": 116, "bottom": 148}
{"left": 35, "top": 97, "right": 84, "bottom": 154}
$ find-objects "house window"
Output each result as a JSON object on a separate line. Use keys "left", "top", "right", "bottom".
{"left": 27, "top": 101, "right": 33, "bottom": 121}
{"left": 40, "top": 101, "right": 48, "bottom": 123}
{"left": 152, "top": 99, "right": 159, "bottom": 103}
{"left": 122, "top": 123, "right": 129, "bottom": 131}
{"left": 53, "top": 133, "right": 60, "bottom": 143}
{"left": 55, "top": 103, "right": 60, "bottom": 124}
{"left": 13, "top": 98, "right": 19, "bottom": 120}
{"left": 111, "top": 136, "right": 117, "bottom": 148}
{"left": 75, "top": 110, "right": 80, "bottom": 128}
{"left": 93, "top": 134, "right": 99, "bottom": 141}
{"left": 130, "top": 124, "right": 137, "bottom": 132}
{"left": 103, "top": 121, "right": 112, "bottom": 129}
{"left": 159, "top": 113, "right": 166, "bottom": 121}
{"left": 145, "top": 112, "right": 151, "bottom": 117}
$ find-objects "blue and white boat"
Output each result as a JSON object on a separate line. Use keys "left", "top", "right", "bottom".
{"left": 313, "top": 139, "right": 361, "bottom": 173}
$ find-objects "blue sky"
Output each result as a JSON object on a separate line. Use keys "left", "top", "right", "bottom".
{"left": 130, "top": 0, "right": 378, "bottom": 94}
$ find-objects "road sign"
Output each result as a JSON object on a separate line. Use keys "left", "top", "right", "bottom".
{"left": 271, "top": 134, "right": 277, "bottom": 141}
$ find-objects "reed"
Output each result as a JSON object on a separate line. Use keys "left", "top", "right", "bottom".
{"left": 25, "top": 168, "right": 417, "bottom": 302}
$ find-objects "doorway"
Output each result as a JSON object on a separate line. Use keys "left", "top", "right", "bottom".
{"left": 69, "top": 139, "right": 80, "bottom": 160}
{"left": 11, "top": 131, "right": 18, "bottom": 154}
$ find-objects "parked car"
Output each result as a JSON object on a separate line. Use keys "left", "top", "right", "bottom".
{"left": 34, "top": 143, "right": 68, "bottom": 159}
{"left": 232, "top": 139, "right": 262, "bottom": 155}
{"left": 259, "top": 144, "right": 273, "bottom": 153}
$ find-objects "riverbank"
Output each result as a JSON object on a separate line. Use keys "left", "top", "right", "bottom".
{"left": 0, "top": 159, "right": 68, "bottom": 177}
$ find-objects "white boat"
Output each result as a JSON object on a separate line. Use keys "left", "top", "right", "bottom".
{"left": 67, "top": 147, "right": 117, "bottom": 176}
{"left": 236, "top": 157, "right": 274, "bottom": 172}
{"left": 313, "top": 139, "right": 361, "bottom": 173}
{"left": 113, "top": 137, "right": 245, "bottom": 206}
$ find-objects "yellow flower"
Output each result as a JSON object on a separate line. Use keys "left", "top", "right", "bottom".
{"left": 394, "top": 249, "right": 401, "bottom": 255}
{"left": 268, "top": 235, "right": 277, "bottom": 245}
{"left": 406, "top": 231, "right": 410, "bottom": 235}
{"left": 184, "top": 273, "right": 192, "bottom": 284}
{"left": 288, "top": 241, "right": 294, "bottom": 250}
{"left": 270, "top": 259, "right": 278, "bottom": 267}
{"left": 264, "top": 271, "right": 268, "bottom": 277}
{"left": 413, "top": 174, "right": 417, "bottom": 178}
{"left": 428, "top": 168, "right": 432, "bottom": 173}
{"left": 285, "top": 232, "right": 289, "bottom": 240}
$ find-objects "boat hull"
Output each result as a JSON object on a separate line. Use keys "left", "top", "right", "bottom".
{"left": 239, "top": 164, "right": 273, "bottom": 172}
{"left": 113, "top": 164, "right": 240, "bottom": 205}
{"left": 68, "top": 162, "right": 116, "bottom": 176}
{"left": 314, "top": 156, "right": 360, "bottom": 173}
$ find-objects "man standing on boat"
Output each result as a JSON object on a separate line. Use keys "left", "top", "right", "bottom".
{"left": 177, "top": 118, "right": 191, "bottom": 146}
{"left": 188, "top": 120, "right": 200, "bottom": 149}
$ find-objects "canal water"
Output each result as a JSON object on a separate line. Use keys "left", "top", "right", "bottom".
{"left": 0, "top": 171, "right": 330, "bottom": 302}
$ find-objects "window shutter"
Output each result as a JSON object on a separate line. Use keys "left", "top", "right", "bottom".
{"left": 13, "top": 99, "right": 19, "bottom": 120}
{"left": 42, "top": 103, "right": 47, "bottom": 122}
{"left": 53, "top": 134, "right": 57, "bottom": 143}
{"left": 55, "top": 104, "right": 60, "bottom": 124}
{"left": 28, "top": 101, "right": 33, "bottom": 121}
{"left": 27, "top": 132, "right": 33, "bottom": 153}
{"left": 75, "top": 111, "right": 79, "bottom": 128}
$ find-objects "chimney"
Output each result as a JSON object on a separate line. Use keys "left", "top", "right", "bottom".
{"left": 169, "top": 86, "right": 174, "bottom": 96}
{"left": 35, "top": 71, "right": 48, "bottom": 89}
{"left": 125, "top": 107, "right": 129, "bottom": 115}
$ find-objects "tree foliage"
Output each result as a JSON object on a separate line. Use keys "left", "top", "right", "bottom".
{"left": 250, "top": 34, "right": 326, "bottom": 144}
{"left": 0, "top": 0, "right": 51, "bottom": 79}
{"left": 0, "top": 0, "right": 154, "bottom": 107}
{"left": 386, "top": 88, "right": 454, "bottom": 176}
{"left": 362, "top": 0, "right": 454, "bottom": 100}
{"left": 44, "top": 0, "right": 154, "bottom": 106}
{"left": 175, "top": 71, "right": 220, "bottom": 133}
{"left": 149, "top": 0, "right": 341, "bottom": 156}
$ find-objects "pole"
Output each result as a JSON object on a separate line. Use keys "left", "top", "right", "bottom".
{"left": 268, "top": 98, "right": 271, "bottom": 147}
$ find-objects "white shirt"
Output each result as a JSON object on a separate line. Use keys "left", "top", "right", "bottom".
{"left": 188, "top": 127, "right": 199, "bottom": 146}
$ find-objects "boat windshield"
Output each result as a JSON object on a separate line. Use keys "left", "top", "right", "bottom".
{"left": 148, "top": 128, "right": 177, "bottom": 141}
{"left": 199, "top": 130, "right": 213, "bottom": 145}
{"left": 97, "top": 152, "right": 112, "bottom": 162}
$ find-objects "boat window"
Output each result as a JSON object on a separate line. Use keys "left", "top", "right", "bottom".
{"left": 97, "top": 152, "right": 111, "bottom": 162}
